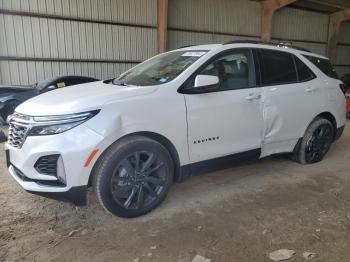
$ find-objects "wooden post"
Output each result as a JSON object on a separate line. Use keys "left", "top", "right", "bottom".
{"left": 327, "top": 9, "right": 350, "bottom": 62}
{"left": 261, "top": 0, "right": 296, "bottom": 42}
{"left": 157, "top": 0, "right": 168, "bottom": 53}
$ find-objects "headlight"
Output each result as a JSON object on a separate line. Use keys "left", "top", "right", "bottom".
{"left": 28, "top": 110, "right": 100, "bottom": 136}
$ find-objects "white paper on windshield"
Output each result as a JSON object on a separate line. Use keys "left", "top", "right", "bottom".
{"left": 181, "top": 51, "right": 206, "bottom": 57}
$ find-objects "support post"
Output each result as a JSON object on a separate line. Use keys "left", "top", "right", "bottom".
{"left": 157, "top": 0, "right": 168, "bottom": 53}
{"left": 327, "top": 9, "right": 350, "bottom": 62}
{"left": 261, "top": 0, "right": 296, "bottom": 42}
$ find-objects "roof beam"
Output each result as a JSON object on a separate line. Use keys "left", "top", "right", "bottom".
{"left": 306, "top": 0, "right": 350, "bottom": 10}
{"left": 327, "top": 9, "right": 350, "bottom": 62}
{"left": 261, "top": 0, "right": 297, "bottom": 42}
{"left": 157, "top": 0, "right": 168, "bottom": 53}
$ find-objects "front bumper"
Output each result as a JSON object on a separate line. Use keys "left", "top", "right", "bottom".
{"left": 5, "top": 124, "right": 106, "bottom": 204}
{"left": 8, "top": 164, "right": 87, "bottom": 205}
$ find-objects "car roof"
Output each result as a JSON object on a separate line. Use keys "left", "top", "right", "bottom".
{"left": 176, "top": 42, "right": 328, "bottom": 60}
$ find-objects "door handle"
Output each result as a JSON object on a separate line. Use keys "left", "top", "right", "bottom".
{"left": 245, "top": 93, "right": 261, "bottom": 101}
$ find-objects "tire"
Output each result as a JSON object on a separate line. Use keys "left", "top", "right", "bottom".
{"left": 94, "top": 135, "right": 174, "bottom": 218}
{"left": 292, "top": 117, "right": 335, "bottom": 164}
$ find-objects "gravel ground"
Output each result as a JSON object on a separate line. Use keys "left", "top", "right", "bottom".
{"left": 0, "top": 122, "right": 350, "bottom": 262}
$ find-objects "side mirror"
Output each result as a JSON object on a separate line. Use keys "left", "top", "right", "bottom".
{"left": 194, "top": 75, "right": 219, "bottom": 89}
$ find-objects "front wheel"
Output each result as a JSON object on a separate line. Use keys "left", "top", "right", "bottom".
{"left": 94, "top": 136, "right": 174, "bottom": 218}
{"left": 292, "top": 117, "right": 334, "bottom": 164}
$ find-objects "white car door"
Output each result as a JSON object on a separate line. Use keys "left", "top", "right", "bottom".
{"left": 257, "top": 49, "right": 326, "bottom": 156}
{"left": 182, "top": 49, "right": 264, "bottom": 163}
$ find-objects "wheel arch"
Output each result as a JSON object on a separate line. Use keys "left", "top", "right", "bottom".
{"left": 292, "top": 111, "right": 338, "bottom": 157}
{"left": 88, "top": 131, "right": 182, "bottom": 187}
{"left": 315, "top": 112, "right": 337, "bottom": 136}
{"left": 303, "top": 112, "right": 337, "bottom": 140}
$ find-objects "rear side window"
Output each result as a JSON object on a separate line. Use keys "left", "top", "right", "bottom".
{"left": 304, "top": 55, "right": 338, "bottom": 79}
{"left": 259, "top": 49, "right": 297, "bottom": 85}
{"left": 294, "top": 56, "right": 315, "bottom": 82}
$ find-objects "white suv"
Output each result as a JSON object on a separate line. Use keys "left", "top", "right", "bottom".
{"left": 5, "top": 41, "right": 346, "bottom": 217}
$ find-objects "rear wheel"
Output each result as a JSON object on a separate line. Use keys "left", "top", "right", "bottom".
{"left": 292, "top": 117, "right": 334, "bottom": 164}
{"left": 94, "top": 136, "right": 174, "bottom": 218}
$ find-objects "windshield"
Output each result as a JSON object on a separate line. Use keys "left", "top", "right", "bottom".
{"left": 113, "top": 50, "right": 208, "bottom": 86}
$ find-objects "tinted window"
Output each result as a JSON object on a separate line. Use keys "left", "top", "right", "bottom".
{"left": 195, "top": 49, "right": 256, "bottom": 90}
{"left": 259, "top": 49, "right": 297, "bottom": 85}
{"left": 304, "top": 55, "right": 338, "bottom": 79}
{"left": 294, "top": 56, "right": 315, "bottom": 82}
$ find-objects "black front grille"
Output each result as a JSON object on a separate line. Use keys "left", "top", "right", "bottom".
{"left": 34, "top": 155, "right": 60, "bottom": 176}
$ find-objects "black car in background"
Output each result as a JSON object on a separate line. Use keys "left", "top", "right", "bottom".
{"left": 0, "top": 75, "right": 98, "bottom": 124}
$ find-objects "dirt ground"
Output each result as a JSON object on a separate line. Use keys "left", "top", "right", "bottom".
{"left": 0, "top": 122, "right": 350, "bottom": 262}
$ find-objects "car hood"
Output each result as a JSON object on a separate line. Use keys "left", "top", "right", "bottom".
{"left": 16, "top": 81, "right": 158, "bottom": 116}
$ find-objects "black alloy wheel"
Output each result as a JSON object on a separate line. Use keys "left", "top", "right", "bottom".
{"left": 110, "top": 151, "right": 166, "bottom": 210}
{"left": 292, "top": 117, "right": 335, "bottom": 164}
{"left": 94, "top": 136, "right": 173, "bottom": 218}
{"left": 305, "top": 124, "right": 333, "bottom": 163}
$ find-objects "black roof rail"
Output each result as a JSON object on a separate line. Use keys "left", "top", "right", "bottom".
{"left": 223, "top": 40, "right": 264, "bottom": 45}
{"left": 223, "top": 40, "right": 311, "bottom": 53}
{"left": 275, "top": 43, "right": 311, "bottom": 52}
{"left": 177, "top": 45, "right": 195, "bottom": 49}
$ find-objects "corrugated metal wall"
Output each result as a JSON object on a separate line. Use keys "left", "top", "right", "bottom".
{"left": 168, "top": 0, "right": 329, "bottom": 54}
{"left": 336, "top": 21, "right": 350, "bottom": 77}
{"left": 167, "top": 0, "right": 261, "bottom": 50}
{"left": 167, "top": 0, "right": 349, "bottom": 77}
{"left": 272, "top": 8, "right": 328, "bottom": 56}
{"left": 1, "top": 0, "right": 349, "bottom": 85}
{"left": 0, "top": 0, "right": 157, "bottom": 85}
